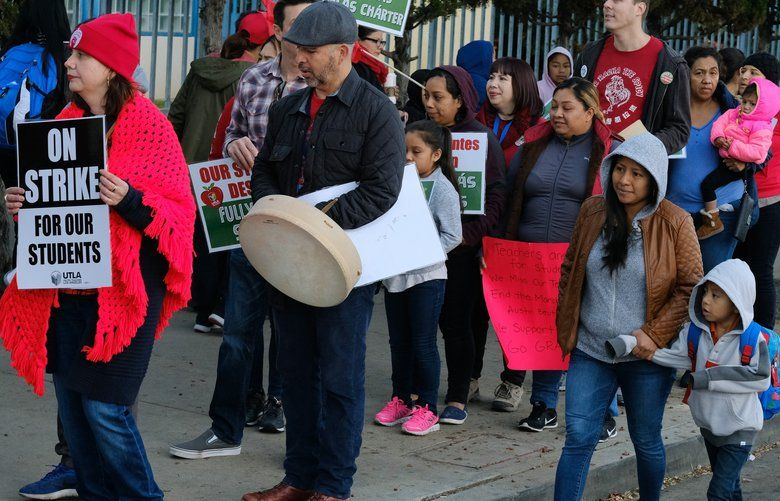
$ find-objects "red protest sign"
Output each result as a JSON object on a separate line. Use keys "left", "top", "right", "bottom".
{"left": 482, "top": 237, "right": 569, "bottom": 370}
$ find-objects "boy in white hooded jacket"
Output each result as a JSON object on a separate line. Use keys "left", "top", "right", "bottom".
{"left": 607, "top": 259, "right": 771, "bottom": 499}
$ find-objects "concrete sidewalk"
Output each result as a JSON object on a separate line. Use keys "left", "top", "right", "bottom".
{"left": 1, "top": 295, "right": 778, "bottom": 501}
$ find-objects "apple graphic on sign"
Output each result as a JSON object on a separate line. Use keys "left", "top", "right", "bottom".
{"left": 201, "top": 183, "right": 224, "bottom": 208}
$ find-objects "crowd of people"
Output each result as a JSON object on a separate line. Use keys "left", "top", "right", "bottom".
{"left": 0, "top": 0, "right": 779, "bottom": 500}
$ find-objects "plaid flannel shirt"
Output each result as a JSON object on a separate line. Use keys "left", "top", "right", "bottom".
{"left": 223, "top": 56, "right": 308, "bottom": 156}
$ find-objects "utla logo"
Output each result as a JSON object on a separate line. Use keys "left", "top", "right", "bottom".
{"left": 201, "top": 183, "right": 224, "bottom": 208}
{"left": 50, "top": 271, "right": 62, "bottom": 285}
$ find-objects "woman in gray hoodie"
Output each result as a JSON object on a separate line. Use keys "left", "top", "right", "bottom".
{"left": 554, "top": 133, "right": 702, "bottom": 501}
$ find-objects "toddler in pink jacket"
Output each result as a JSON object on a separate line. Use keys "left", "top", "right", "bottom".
{"left": 698, "top": 77, "right": 780, "bottom": 239}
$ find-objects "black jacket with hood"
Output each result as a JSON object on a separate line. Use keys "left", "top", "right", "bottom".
{"left": 575, "top": 35, "right": 691, "bottom": 155}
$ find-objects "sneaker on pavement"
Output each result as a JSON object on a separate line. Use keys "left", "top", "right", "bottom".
{"left": 518, "top": 402, "right": 558, "bottom": 432}
{"left": 467, "top": 378, "right": 480, "bottom": 402}
{"left": 19, "top": 464, "right": 78, "bottom": 500}
{"left": 169, "top": 429, "right": 241, "bottom": 459}
{"left": 599, "top": 416, "right": 618, "bottom": 442}
{"left": 193, "top": 322, "right": 212, "bottom": 333}
{"left": 245, "top": 390, "right": 266, "bottom": 427}
{"left": 402, "top": 405, "right": 440, "bottom": 436}
{"left": 374, "top": 397, "right": 412, "bottom": 426}
{"left": 258, "top": 396, "right": 285, "bottom": 433}
{"left": 439, "top": 405, "right": 468, "bottom": 425}
{"left": 492, "top": 381, "right": 524, "bottom": 412}
{"left": 208, "top": 313, "right": 225, "bottom": 328}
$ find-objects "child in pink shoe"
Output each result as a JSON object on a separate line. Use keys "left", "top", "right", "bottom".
{"left": 697, "top": 77, "right": 780, "bottom": 239}
{"left": 374, "top": 120, "right": 462, "bottom": 436}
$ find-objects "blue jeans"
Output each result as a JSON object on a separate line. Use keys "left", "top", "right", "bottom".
{"left": 52, "top": 295, "right": 162, "bottom": 500}
{"left": 274, "top": 285, "right": 375, "bottom": 499}
{"left": 384, "top": 280, "right": 445, "bottom": 413}
{"left": 693, "top": 197, "right": 740, "bottom": 274}
{"left": 209, "top": 248, "right": 280, "bottom": 445}
{"left": 554, "top": 349, "right": 675, "bottom": 501}
{"left": 735, "top": 201, "right": 780, "bottom": 327}
{"left": 704, "top": 439, "right": 751, "bottom": 500}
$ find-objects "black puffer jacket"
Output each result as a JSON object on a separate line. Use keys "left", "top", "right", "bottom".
{"left": 575, "top": 35, "right": 691, "bottom": 155}
{"left": 252, "top": 69, "right": 405, "bottom": 230}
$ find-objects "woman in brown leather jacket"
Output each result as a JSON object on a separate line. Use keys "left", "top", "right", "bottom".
{"left": 553, "top": 133, "right": 702, "bottom": 501}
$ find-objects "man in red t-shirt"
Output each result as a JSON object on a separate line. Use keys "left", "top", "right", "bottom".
{"left": 575, "top": 0, "right": 691, "bottom": 155}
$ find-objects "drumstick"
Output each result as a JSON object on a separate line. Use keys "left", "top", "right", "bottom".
{"left": 363, "top": 51, "right": 425, "bottom": 89}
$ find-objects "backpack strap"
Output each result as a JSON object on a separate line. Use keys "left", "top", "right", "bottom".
{"left": 739, "top": 322, "right": 762, "bottom": 366}
{"left": 683, "top": 323, "right": 701, "bottom": 405}
{"left": 687, "top": 322, "right": 701, "bottom": 368}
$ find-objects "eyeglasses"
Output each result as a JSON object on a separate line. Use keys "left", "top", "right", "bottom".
{"left": 363, "top": 37, "right": 386, "bottom": 48}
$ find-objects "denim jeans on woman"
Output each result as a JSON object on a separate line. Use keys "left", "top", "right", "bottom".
{"left": 384, "top": 279, "right": 445, "bottom": 413}
{"left": 692, "top": 196, "right": 741, "bottom": 274}
{"left": 52, "top": 294, "right": 163, "bottom": 500}
{"left": 554, "top": 349, "right": 675, "bottom": 501}
{"left": 274, "top": 285, "right": 375, "bottom": 499}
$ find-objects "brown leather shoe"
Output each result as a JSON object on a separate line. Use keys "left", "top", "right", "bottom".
{"left": 307, "top": 493, "right": 351, "bottom": 501}
{"left": 242, "top": 482, "right": 313, "bottom": 501}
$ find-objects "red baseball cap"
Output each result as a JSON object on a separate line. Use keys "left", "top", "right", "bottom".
{"left": 238, "top": 12, "right": 272, "bottom": 45}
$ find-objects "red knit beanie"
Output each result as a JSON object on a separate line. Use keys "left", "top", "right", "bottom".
{"left": 69, "top": 13, "right": 139, "bottom": 83}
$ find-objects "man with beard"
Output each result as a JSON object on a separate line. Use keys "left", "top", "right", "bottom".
{"left": 242, "top": 2, "right": 404, "bottom": 501}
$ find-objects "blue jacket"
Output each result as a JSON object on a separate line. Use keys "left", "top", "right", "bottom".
{"left": 456, "top": 41, "right": 493, "bottom": 110}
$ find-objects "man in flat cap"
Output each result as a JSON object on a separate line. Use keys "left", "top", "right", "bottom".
{"left": 243, "top": 2, "right": 405, "bottom": 501}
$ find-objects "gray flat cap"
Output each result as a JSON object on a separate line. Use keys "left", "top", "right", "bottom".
{"left": 283, "top": 1, "right": 358, "bottom": 47}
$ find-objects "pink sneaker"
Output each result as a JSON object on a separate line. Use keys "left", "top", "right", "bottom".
{"left": 374, "top": 397, "right": 412, "bottom": 426}
{"left": 402, "top": 405, "right": 440, "bottom": 436}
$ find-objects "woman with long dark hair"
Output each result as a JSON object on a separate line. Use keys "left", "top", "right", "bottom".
{"left": 423, "top": 65, "right": 506, "bottom": 425}
{"left": 554, "top": 133, "right": 702, "bottom": 500}
{"left": 3, "top": 13, "right": 194, "bottom": 499}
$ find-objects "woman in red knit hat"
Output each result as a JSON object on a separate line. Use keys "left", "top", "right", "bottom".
{"left": 2, "top": 13, "right": 194, "bottom": 500}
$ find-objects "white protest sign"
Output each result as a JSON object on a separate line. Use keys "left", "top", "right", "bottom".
{"left": 15, "top": 117, "right": 111, "bottom": 289}
{"left": 298, "top": 163, "right": 446, "bottom": 286}
{"left": 451, "top": 132, "right": 487, "bottom": 215}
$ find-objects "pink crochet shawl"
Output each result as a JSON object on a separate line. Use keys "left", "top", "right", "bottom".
{"left": 0, "top": 92, "right": 195, "bottom": 395}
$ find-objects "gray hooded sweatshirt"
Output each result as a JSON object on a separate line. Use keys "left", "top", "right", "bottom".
{"left": 576, "top": 133, "right": 668, "bottom": 363}
{"left": 650, "top": 259, "right": 771, "bottom": 446}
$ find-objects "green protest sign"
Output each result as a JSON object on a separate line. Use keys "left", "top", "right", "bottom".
{"left": 420, "top": 180, "right": 435, "bottom": 202}
{"left": 451, "top": 133, "right": 487, "bottom": 215}
{"left": 189, "top": 159, "right": 254, "bottom": 252}
{"left": 328, "top": 0, "right": 413, "bottom": 36}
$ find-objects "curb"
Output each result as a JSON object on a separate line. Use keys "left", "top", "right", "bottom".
{"left": 504, "top": 416, "right": 780, "bottom": 500}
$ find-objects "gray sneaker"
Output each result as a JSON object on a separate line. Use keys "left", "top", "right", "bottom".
{"left": 492, "top": 381, "right": 524, "bottom": 412}
{"left": 169, "top": 429, "right": 241, "bottom": 459}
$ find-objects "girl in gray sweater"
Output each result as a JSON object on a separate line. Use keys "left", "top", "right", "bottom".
{"left": 375, "top": 121, "right": 462, "bottom": 436}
